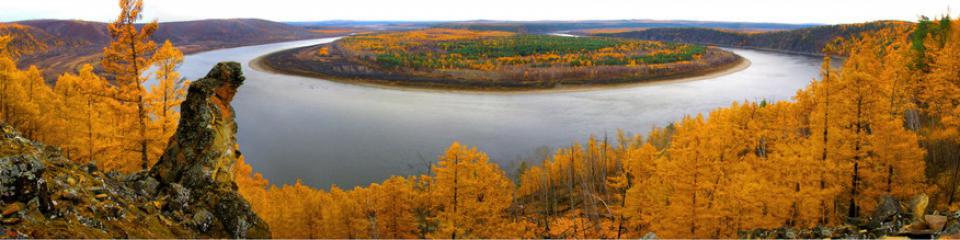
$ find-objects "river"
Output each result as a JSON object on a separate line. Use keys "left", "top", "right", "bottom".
{"left": 177, "top": 37, "right": 824, "bottom": 189}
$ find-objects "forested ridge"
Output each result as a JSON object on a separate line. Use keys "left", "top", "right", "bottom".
{"left": 596, "top": 20, "right": 914, "bottom": 56}
{"left": 0, "top": 18, "right": 331, "bottom": 79}
{"left": 436, "top": 20, "right": 816, "bottom": 34}
{"left": 3, "top": 0, "right": 960, "bottom": 238}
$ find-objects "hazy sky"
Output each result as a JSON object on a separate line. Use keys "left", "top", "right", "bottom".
{"left": 0, "top": 0, "right": 956, "bottom": 24}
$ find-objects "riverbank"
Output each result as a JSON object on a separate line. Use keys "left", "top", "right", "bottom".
{"left": 251, "top": 44, "right": 750, "bottom": 94}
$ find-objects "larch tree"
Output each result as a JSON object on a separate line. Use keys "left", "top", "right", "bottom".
{"left": 0, "top": 38, "right": 42, "bottom": 140}
{"left": 430, "top": 142, "right": 515, "bottom": 239}
{"left": 654, "top": 115, "right": 710, "bottom": 238}
{"left": 796, "top": 55, "right": 845, "bottom": 224}
{"left": 52, "top": 65, "right": 116, "bottom": 164}
{"left": 371, "top": 176, "right": 419, "bottom": 239}
{"left": 101, "top": 0, "right": 159, "bottom": 171}
{"left": 148, "top": 40, "right": 188, "bottom": 160}
{"left": 621, "top": 142, "right": 662, "bottom": 236}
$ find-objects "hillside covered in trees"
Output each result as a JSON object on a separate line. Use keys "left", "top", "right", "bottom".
{"left": 0, "top": 18, "right": 338, "bottom": 79}
{"left": 595, "top": 20, "right": 914, "bottom": 56}
{"left": 4, "top": 0, "right": 960, "bottom": 238}
{"left": 258, "top": 28, "right": 743, "bottom": 90}
{"left": 436, "top": 20, "right": 816, "bottom": 34}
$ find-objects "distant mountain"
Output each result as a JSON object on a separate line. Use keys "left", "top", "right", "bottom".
{"left": 595, "top": 21, "right": 913, "bottom": 56}
{"left": 0, "top": 19, "right": 337, "bottom": 79}
{"left": 152, "top": 19, "right": 324, "bottom": 53}
{"left": 435, "top": 20, "right": 820, "bottom": 33}
{"left": 287, "top": 20, "right": 436, "bottom": 31}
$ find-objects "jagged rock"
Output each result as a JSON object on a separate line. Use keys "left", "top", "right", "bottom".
{"left": 150, "top": 62, "right": 270, "bottom": 238}
{"left": 874, "top": 195, "right": 899, "bottom": 223}
{"left": 0, "top": 155, "right": 45, "bottom": 203}
{"left": 123, "top": 171, "right": 159, "bottom": 197}
{"left": 164, "top": 183, "right": 191, "bottom": 213}
{"left": 191, "top": 209, "right": 214, "bottom": 232}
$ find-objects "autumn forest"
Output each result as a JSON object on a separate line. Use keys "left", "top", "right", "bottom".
{"left": 1, "top": 0, "right": 960, "bottom": 239}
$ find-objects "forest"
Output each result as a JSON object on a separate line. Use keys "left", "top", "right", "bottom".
{"left": 339, "top": 29, "right": 707, "bottom": 70}
{"left": 595, "top": 20, "right": 913, "bottom": 56}
{"left": 435, "top": 20, "right": 814, "bottom": 34}
{"left": 260, "top": 28, "right": 741, "bottom": 90}
{"left": 2, "top": 0, "right": 960, "bottom": 238}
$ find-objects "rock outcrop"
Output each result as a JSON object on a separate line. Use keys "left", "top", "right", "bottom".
{"left": 0, "top": 62, "right": 269, "bottom": 238}
{"left": 149, "top": 61, "right": 270, "bottom": 238}
{"left": 0, "top": 124, "right": 194, "bottom": 238}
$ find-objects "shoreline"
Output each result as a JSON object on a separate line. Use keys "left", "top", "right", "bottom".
{"left": 250, "top": 48, "right": 751, "bottom": 95}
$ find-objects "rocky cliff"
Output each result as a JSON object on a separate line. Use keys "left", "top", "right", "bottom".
{"left": 0, "top": 62, "right": 269, "bottom": 238}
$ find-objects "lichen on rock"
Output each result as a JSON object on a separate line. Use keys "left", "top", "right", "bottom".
{"left": 150, "top": 61, "right": 270, "bottom": 238}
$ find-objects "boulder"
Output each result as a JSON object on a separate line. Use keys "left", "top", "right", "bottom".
{"left": 150, "top": 62, "right": 270, "bottom": 238}
{"left": 0, "top": 155, "right": 45, "bottom": 204}
{"left": 926, "top": 215, "right": 947, "bottom": 231}
{"left": 873, "top": 195, "right": 899, "bottom": 223}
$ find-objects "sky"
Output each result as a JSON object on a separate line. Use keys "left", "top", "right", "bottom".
{"left": 0, "top": 0, "right": 956, "bottom": 24}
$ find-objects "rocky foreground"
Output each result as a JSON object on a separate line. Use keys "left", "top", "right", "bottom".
{"left": 0, "top": 62, "right": 269, "bottom": 238}
{"left": 739, "top": 196, "right": 960, "bottom": 239}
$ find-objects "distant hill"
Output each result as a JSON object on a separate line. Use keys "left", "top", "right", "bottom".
{"left": 595, "top": 21, "right": 913, "bottom": 56}
{"left": 436, "top": 20, "right": 819, "bottom": 33}
{"left": 0, "top": 19, "right": 337, "bottom": 79}
{"left": 288, "top": 20, "right": 438, "bottom": 30}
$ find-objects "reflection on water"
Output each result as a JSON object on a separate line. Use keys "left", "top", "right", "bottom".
{"left": 179, "top": 37, "right": 822, "bottom": 189}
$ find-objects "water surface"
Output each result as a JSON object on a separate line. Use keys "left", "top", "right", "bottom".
{"left": 179, "top": 37, "right": 823, "bottom": 189}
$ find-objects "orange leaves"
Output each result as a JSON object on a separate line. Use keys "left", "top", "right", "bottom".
{"left": 335, "top": 29, "right": 705, "bottom": 72}
{"left": 102, "top": 0, "right": 162, "bottom": 171}
{"left": 317, "top": 46, "right": 330, "bottom": 56}
{"left": 430, "top": 142, "right": 515, "bottom": 238}
{"left": 147, "top": 40, "right": 187, "bottom": 161}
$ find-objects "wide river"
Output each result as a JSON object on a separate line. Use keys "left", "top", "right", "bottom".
{"left": 178, "top": 37, "right": 823, "bottom": 189}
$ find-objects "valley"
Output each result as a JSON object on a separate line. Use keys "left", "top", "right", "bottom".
{"left": 1, "top": 1, "right": 958, "bottom": 238}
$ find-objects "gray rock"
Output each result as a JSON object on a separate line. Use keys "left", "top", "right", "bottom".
{"left": 165, "top": 183, "right": 191, "bottom": 212}
{"left": 873, "top": 195, "right": 899, "bottom": 223}
{"left": 0, "top": 155, "right": 46, "bottom": 204}
{"left": 191, "top": 209, "right": 214, "bottom": 233}
{"left": 150, "top": 62, "right": 270, "bottom": 238}
{"left": 784, "top": 228, "right": 797, "bottom": 239}
{"left": 943, "top": 219, "right": 960, "bottom": 235}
